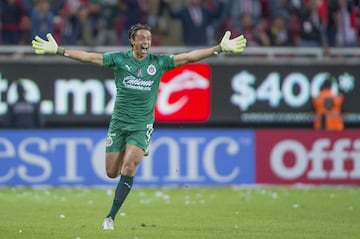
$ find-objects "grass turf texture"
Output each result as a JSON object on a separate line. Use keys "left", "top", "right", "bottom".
{"left": 0, "top": 186, "right": 359, "bottom": 239}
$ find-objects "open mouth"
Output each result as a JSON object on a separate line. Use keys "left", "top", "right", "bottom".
{"left": 141, "top": 46, "right": 148, "bottom": 54}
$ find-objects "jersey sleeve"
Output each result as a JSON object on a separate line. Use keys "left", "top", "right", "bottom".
{"left": 103, "top": 52, "right": 124, "bottom": 70}
{"left": 159, "top": 54, "right": 175, "bottom": 72}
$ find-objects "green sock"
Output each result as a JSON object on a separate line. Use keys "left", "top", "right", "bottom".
{"left": 106, "top": 175, "right": 134, "bottom": 220}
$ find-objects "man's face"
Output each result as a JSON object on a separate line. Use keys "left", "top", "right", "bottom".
{"left": 131, "top": 29, "right": 152, "bottom": 59}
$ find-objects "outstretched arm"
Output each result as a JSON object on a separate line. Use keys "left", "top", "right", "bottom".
{"left": 60, "top": 49, "right": 103, "bottom": 66}
{"left": 173, "top": 31, "right": 247, "bottom": 67}
{"left": 173, "top": 48, "right": 215, "bottom": 67}
{"left": 32, "top": 33, "right": 103, "bottom": 66}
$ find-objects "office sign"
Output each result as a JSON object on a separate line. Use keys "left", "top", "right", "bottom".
{"left": 256, "top": 130, "right": 360, "bottom": 185}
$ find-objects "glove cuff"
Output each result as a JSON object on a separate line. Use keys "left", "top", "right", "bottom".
{"left": 56, "top": 47, "right": 66, "bottom": 56}
{"left": 213, "top": 45, "right": 222, "bottom": 55}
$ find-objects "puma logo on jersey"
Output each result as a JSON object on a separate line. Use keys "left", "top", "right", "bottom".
{"left": 125, "top": 64, "right": 132, "bottom": 71}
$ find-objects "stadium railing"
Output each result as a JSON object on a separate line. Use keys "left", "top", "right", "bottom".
{"left": 0, "top": 46, "right": 360, "bottom": 63}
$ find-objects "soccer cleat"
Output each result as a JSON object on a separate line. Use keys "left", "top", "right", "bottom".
{"left": 102, "top": 217, "right": 114, "bottom": 230}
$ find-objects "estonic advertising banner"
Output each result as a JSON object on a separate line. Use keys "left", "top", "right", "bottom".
{"left": 0, "top": 129, "right": 255, "bottom": 186}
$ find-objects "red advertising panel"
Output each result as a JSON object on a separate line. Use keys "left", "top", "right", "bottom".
{"left": 256, "top": 130, "right": 360, "bottom": 185}
{"left": 155, "top": 63, "right": 211, "bottom": 122}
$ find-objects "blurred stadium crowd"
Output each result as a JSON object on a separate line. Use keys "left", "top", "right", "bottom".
{"left": 0, "top": 0, "right": 359, "bottom": 48}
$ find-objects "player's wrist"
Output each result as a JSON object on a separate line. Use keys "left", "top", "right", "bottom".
{"left": 213, "top": 44, "right": 222, "bottom": 55}
{"left": 56, "top": 47, "right": 66, "bottom": 56}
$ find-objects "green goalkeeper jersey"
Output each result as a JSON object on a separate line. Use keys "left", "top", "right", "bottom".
{"left": 103, "top": 50, "right": 175, "bottom": 130}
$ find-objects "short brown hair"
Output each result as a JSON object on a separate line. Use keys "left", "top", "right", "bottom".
{"left": 128, "top": 23, "right": 151, "bottom": 46}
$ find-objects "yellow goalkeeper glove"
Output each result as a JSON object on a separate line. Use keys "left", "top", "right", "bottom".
{"left": 214, "top": 31, "right": 247, "bottom": 54}
{"left": 31, "top": 33, "right": 65, "bottom": 55}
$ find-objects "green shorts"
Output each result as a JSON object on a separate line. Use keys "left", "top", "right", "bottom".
{"left": 105, "top": 125, "right": 153, "bottom": 152}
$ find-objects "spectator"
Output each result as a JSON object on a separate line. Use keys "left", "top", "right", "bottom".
{"left": 326, "top": 0, "right": 339, "bottom": 47}
{"left": 59, "top": 0, "right": 101, "bottom": 46}
{"left": 96, "top": 0, "right": 120, "bottom": 45}
{"left": 6, "top": 80, "right": 44, "bottom": 128}
{"left": 149, "top": 0, "right": 188, "bottom": 45}
{"left": 0, "top": 0, "right": 29, "bottom": 44}
{"left": 165, "top": 0, "right": 226, "bottom": 46}
{"left": 229, "top": 0, "right": 263, "bottom": 29}
{"left": 232, "top": 13, "right": 270, "bottom": 46}
{"left": 335, "top": 0, "right": 359, "bottom": 46}
{"left": 23, "top": 0, "right": 65, "bottom": 41}
{"left": 56, "top": 0, "right": 82, "bottom": 45}
{"left": 312, "top": 75, "right": 344, "bottom": 131}
{"left": 208, "top": 0, "right": 232, "bottom": 44}
{"left": 267, "top": 11, "right": 294, "bottom": 46}
{"left": 297, "top": 0, "right": 329, "bottom": 54}
{"left": 146, "top": 0, "right": 169, "bottom": 46}
{"left": 268, "top": 0, "right": 295, "bottom": 16}
{"left": 68, "top": 0, "right": 101, "bottom": 46}
{"left": 118, "top": 0, "right": 151, "bottom": 45}
{"left": 80, "top": 0, "right": 101, "bottom": 46}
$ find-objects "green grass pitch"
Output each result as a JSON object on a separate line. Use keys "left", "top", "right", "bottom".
{"left": 0, "top": 186, "right": 359, "bottom": 239}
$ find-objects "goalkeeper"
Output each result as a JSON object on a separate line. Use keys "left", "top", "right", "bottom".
{"left": 31, "top": 23, "right": 247, "bottom": 231}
